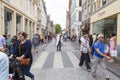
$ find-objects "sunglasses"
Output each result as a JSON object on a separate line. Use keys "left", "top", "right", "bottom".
{"left": 100, "top": 37, "right": 104, "bottom": 38}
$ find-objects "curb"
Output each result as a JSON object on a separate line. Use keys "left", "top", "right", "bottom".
{"left": 107, "top": 67, "right": 120, "bottom": 77}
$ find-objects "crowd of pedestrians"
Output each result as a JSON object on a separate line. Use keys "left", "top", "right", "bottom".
{"left": 0, "top": 31, "right": 53, "bottom": 80}
{"left": 0, "top": 30, "right": 117, "bottom": 80}
{"left": 78, "top": 33, "right": 117, "bottom": 80}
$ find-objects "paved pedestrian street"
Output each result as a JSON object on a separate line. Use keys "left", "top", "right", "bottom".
{"left": 26, "top": 40, "right": 120, "bottom": 80}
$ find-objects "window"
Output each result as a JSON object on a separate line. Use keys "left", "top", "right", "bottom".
{"left": 79, "top": 12, "right": 81, "bottom": 21}
{"left": 88, "top": 4, "right": 91, "bottom": 13}
{"left": 6, "top": 0, "right": 10, "bottom": 2}
{"left": 25, "top": 19, "right": 28, "bottom": 32}
{"left": 16, "top": 15, "right": 21, "bottom": 34}
{"left": 102, "top": 0, "right": 106, "bottom": 6}
{"left": 4, "top": 10, "right": 13, "bottom": 34}
{"left": 94, "top": 0, "right": 97, "bottom": 12}
{"left": 79, "top": 0, "right": 82, "bottom": 6}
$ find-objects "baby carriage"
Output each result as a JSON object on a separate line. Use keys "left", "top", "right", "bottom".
{"left": 9, "top": 58, "right": 25, "bottom": 80}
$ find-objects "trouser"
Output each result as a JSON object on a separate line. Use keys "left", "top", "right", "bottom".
{"left": 57, "top": 41, "right": 61, "bottom": 51}
{"left": 7, "top": 45, "right": 11, "bottom": 54}
{"left": 20, "top": 57, "right": 34, "bottom": 79}
{"left": 79, "top": 53, "right": 91, "bottom": 69}
{"left": 92, "top": 56, "right": 110, "bottom": 78}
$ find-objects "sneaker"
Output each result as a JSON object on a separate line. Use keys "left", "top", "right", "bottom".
{"left": 87, "top": 69, "right": 91, "bottom": 72}
{"left": 92, "top": 73, "right": 96, "bottom": 78}
{"left": 108, "top": 59, "right": 114, "bottom": 62}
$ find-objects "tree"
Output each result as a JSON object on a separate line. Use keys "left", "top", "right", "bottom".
{"left": 55, "top": 24, "right": 62, "bottom": 33}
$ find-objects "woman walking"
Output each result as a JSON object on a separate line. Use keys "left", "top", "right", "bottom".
{"left": 79, "top": 34, "right": 91, "bottom": 72}
{"left": 10, "top": 32, "right": 34, "bottom": 80}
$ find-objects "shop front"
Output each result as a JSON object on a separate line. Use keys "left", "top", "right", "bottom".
{"left": 93, "top": 18, "right": 117, "bottom": 40}
{"left": 90, "top": 0, "right": 120, "bottom": 56}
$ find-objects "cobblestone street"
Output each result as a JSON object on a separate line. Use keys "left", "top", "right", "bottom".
{"left": 26, "top": 40, "right": 120, "bottom": 80}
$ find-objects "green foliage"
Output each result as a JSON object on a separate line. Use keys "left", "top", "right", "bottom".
{"left": 55, "top": 24, "right": 62, "bottom": 33}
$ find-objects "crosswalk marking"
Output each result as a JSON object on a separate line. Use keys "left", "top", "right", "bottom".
{"left": 53, "top": 51, "right": 64, "bottom": 68}
{"left": 32, "top": 51, "right": 49, "bottom": 69}
{"left": 66, "top": 51, "right": 79, "bottom": 68}
{"left": 32, "top": 51, "right": 80, "bottom": 69}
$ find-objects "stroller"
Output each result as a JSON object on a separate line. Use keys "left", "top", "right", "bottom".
{"left": 9, "top": 58, "right": 25, "bottom": 80}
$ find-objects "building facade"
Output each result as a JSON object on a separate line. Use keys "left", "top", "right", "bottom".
{"left": 70, "top": 0, "right": 82, "bottom": 38}
{"left": 47, "top": 15, "right": 54, "bottom": 35}
{"left": 0, "top": 0, "right": 38, "bottom": 39}
{"left": 90, "top": 0, "right": 120, "bottom": 56}
{"left": 81, "top": 0, "right": 92, "bottom": 34}
{"left": 66, "top": 0, "right": 72, "bottom": 37}
{"left": 66, "top": 11, "right": 70, "bottom": 37}
{"left": 39, "top": 0, "right": 47, "bottom": 35}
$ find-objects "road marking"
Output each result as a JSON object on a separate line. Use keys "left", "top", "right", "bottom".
{"left": 53, "top": 51, "right": 64, "bottom": 68}
{"left": 66, "top": 51, "right": 79, "bottom": 68}
{"left": 32, "top": 51, "right": 49, "bottom": 69}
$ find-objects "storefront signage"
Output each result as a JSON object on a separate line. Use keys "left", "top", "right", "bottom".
{"left": 97, "top": 11, "right": 105, "bottom": 17}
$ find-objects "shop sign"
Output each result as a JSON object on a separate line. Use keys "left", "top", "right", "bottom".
{"left": 97, "top": 11, "right": 105, "bottom": 17}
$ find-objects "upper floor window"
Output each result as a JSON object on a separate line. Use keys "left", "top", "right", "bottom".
{"left": 79, "top": 12, "right": 81, "bottom": 21}
{"left": 102, "top": 0, "right": 106, "bottom": 6}
{"left": 88, "top": 4, "right": 91, "bottom": 13}
{"left": 94, "top": 1, "right": 97, "bottom": 12}
{"left": 6, "top": 0, "right": 10, "bottom": 2}
{"left": 79, "top": 0, "right": 82, "bottom": 6}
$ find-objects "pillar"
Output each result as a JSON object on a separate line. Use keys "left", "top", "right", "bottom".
{"left": 117, "top": 13, "right": 120, "bottom": 56}
{"left": 13, "top": 11, "right": 16, "bottom": 35}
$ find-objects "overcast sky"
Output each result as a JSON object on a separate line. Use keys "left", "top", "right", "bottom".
{"left": 44, "top": 0, "right": 68, "bottom": 29}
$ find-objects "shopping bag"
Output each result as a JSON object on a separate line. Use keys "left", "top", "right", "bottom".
{"left": 110, "top": 50, "right": 117, "bottom": 57}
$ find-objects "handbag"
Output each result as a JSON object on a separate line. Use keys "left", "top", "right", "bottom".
{"left": 19, "top": 43, "right": 30, "bottom": 66}
{"left": 20, "top": 58, "right": 30, "bottom": 66}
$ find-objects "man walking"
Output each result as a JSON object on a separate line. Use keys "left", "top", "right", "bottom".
{"left": 56, "top": 34, "right": 63, "bottom": 51}
{"left": 91, "top": 34, "right": 112, "bottom": 80}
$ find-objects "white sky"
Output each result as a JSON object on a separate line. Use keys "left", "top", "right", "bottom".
{"left": 44, "top": 0, "right": 68, "bottom": 29}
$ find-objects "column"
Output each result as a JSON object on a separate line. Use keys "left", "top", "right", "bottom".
{"left": 90, "top": 23, "right": 93, "bottom": 34}
{"left": 13, "top": 11, "right": 16, "bottom": 35}
{"left": 117, "top": 13, "right": 120, "bottom": 56}
{"left": 0, "top": 1, "right": 2, "bottom": 34}
{"left": 27, "top": 20, "right": 30, "bottom": 38}
{"left": 21, "top": 15, "right": 25, "bottom": 31}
